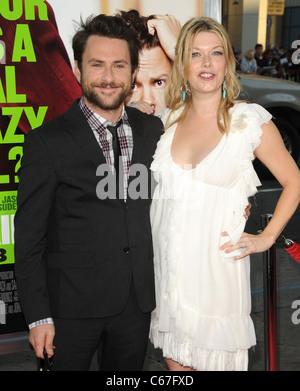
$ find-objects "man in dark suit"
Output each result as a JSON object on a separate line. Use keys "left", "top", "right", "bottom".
{"left": 14, "top": 14, "right": 163, "bottom": 371}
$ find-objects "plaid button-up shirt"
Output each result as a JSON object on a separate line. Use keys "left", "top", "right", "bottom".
{"left": 79, "top": 97, "right": 133, "bottom": 200}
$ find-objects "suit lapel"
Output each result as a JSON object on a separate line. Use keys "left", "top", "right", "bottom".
{"left": 65, "top": 103, "right": 147, "bottom": 169}
{"left": 63, "top": 102, "right": 150, "bottom": 206}
{"left": 64, "top": 100, "right": 106, "bottom": 168}
{"left": 126, "top": 106, "right": 155, "bottom": 205}
{"left": 125, "top": 106, "right": 144, "bottom": 168}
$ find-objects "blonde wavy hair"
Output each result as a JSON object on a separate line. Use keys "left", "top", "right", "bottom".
{"left": 165, "top": 17, "right": 242, "bottom": 134}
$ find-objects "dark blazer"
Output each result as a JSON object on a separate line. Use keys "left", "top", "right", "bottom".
{"left": 14, "top": 100, "right": 163, "bottom": 326}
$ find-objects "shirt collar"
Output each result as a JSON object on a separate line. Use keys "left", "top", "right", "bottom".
{"left": 79, "top": 97, "right": 127, "bottom": 128}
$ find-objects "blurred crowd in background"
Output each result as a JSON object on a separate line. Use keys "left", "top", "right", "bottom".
{"left": 234, "top": 39, "right": 300, "bottom": 82}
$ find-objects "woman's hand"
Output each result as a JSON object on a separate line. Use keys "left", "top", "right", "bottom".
{"left": 129, "top": 101, "right": 155, "bottom": 115}
{"left": 147, "top": 15, "right": 181, "bottom": 61}
{"left": 220, "top": 231, "right": 275, "bottom": 260}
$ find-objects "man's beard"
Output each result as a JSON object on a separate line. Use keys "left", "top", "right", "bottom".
{"left": 82, "top": 82, "right": 132, "bottom": 111}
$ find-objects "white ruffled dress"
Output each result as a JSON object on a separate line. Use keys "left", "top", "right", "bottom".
{"left": 149, "top": 102, "right": 272, "bottom": 371}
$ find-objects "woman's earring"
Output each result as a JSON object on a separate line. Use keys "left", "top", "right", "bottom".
{"left": 181, "top": 86, "right": 186, "bottom": 102}
{"left": 222, "top": 79, "right": 227, "bottom": 99}
{"left": 181, "top": 83, "right": 190, "bottom": 102}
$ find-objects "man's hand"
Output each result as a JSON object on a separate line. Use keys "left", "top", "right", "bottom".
{"left": 244, "top": 202, "right": 252, "bottom": 219}
{"left": 29, "top": 323, "right": 55, "bottom": 359}
{"left": 147, "top": 15, "right": 181, "bottom": 61}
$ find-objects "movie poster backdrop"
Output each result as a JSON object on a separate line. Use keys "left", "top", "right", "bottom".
{"left": 0, "top": 0, "right": 81, "bottom": 333}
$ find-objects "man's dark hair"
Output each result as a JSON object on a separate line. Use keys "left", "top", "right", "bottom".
{"left": 116, "top": 9, "right": 161, "bottom": 50}
{"left": 72, "top": 14, "right": 141, "bottom": 74}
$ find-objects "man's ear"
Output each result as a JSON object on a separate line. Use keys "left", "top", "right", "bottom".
{"left": 131, "top": 69, "right": 137, "bottom": 84}
{"left": 74, "top": 61, "right": 81, "bottom": 85}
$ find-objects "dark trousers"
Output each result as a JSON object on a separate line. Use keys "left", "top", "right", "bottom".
{"left": 51, "top": 283, "right": 151, "bottom": 371}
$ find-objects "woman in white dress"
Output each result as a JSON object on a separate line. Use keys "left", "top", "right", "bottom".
{"left": 149, "top": 17, "right": 300, "bottom": 371}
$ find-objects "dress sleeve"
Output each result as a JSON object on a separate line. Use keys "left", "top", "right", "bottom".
{"left": 222, "top": 103, "right": 272, "bottom": 245}
{"left": 238, "top": 103, "right": 272, "bottom": 198}
{"left": 157, "top": 108, "right": 171, "bottom": 126}
{"left": 244, "top": 103, "right": 273, "bottom": 154}
{"left": 150, "top": 108, "right": 175, "bottom": 175}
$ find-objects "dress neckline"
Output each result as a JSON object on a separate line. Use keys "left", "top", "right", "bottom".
{"left": 169, "top": 123, "right": 226, "bottom": 171}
